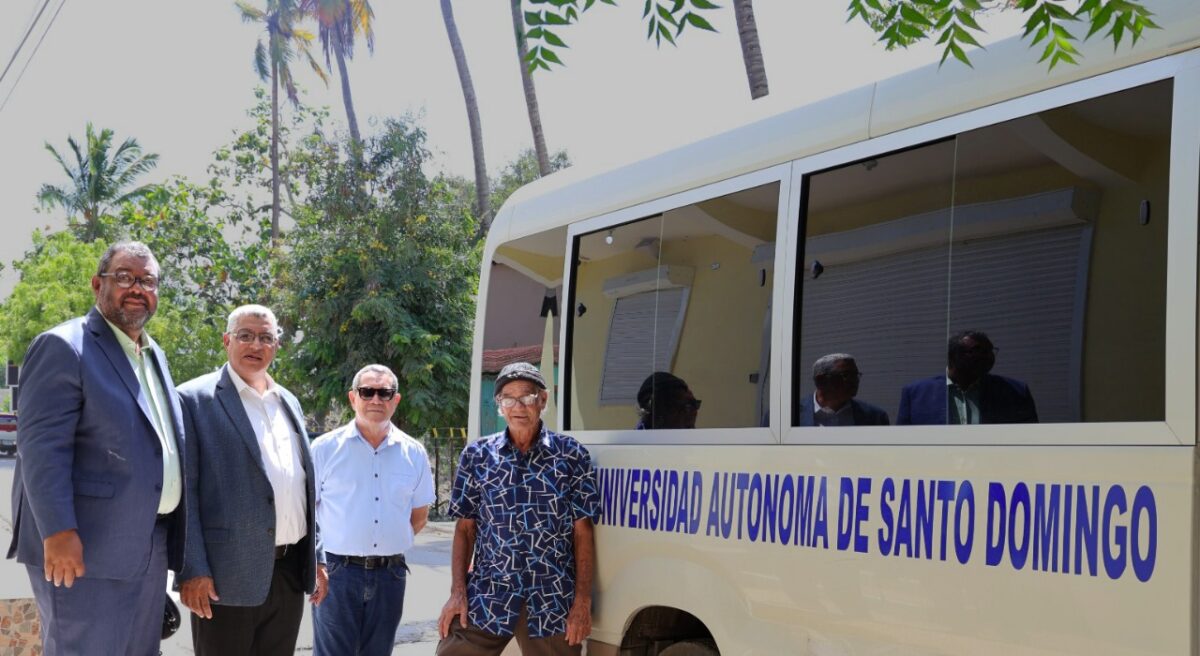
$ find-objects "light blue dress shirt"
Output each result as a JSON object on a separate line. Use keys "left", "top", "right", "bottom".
{"left": 311, "top": 421, "right": 435, "bottom": 559}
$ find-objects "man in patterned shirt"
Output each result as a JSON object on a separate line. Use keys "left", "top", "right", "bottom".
{"left": 436, "top": 362, "right": 600, "bottom": 656}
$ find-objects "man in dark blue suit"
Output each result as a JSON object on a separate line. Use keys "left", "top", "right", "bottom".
{"left": 177, "top": 305, "right": 315, "bottom": 656}
{"left": 799, "top": 354, "right": 889, "bottom": 426}
{"left": 897, "top": 330, "right": 1038, "bottom": 425}
{"left": 7, "top": 242, "right": 186, "bottom": 655}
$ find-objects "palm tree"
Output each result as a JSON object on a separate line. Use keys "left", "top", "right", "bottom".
{"left": 303, "top": 0, "right": 374, "bottom": 145}
{"left": 510, "top": 0, "right": 551, "bottom": 176}
{"left": 732, "top": 0, "right": 768, "bottom": 99}
{"left": 37, "top": 123, "right": 159, "bottom": 242}
{"left": 236, "top": 0, "right": 328, "bottom": 245}
{"left": 440, "top": 0, "right": 491, "bottom": 233}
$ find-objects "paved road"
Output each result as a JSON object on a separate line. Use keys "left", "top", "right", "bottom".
{"left": 0, "top": 457, "right": 455, "bottom": 654}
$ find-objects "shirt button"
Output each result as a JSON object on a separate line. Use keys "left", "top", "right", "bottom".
{"left": 374, "top": 520, "right": 378, "bottom": 524}
{"left": 374, "top": 474, "right": 378, "bottom": 478}
{"left": 375, "top": 497, "right": 379, "bottom": 501}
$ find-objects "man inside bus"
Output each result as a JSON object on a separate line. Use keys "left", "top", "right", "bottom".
{"left": 897, "top": 330, "right": 1038, "bottom": 425}
{"left": 635, "top": 371, "right": 701, "bottom": 429}
{"left": 799, "top": 354, "right": 889, "bottom": 426}
{"left": 436, "top": 361, "right": 600, "bottom": 656}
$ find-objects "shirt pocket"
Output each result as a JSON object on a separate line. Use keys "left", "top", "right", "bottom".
{"left": 387, "top": 473, "right": 419, "bottom": 511}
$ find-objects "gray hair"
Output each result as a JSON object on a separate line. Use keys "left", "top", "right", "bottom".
{"left": 351, "top": 364, "right": 398, "bottom": 390}
{"left": 226, "top": 304, "right": 281, "bottom": 334}
{"left": 96, "top": 241, "right": 156, "bottom": 276}
{"left": 813, "top": 353, "right": 855, "bottom": 379}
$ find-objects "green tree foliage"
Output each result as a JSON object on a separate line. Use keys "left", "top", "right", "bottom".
{"left": 276, "top": 117, "right": 480, "bottom": 432}
{"left": 846, "top": 0, "right": 1159, "bottom": 70}
{"left": 37, "top": 123, "right": 160, "bottom": 242}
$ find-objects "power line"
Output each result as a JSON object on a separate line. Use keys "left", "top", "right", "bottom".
{"left": 0, "top": 0, "right": 52, "bottom": 88}
{"left": 0, "top": 0, "right": 66, "bottom": 116}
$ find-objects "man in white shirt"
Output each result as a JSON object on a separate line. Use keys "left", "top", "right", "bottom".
{"left": 310, "top": 363, "right": 435, "bottom": 656}
{"left": 177, "top": 305, "right": 316, "bottom": 656}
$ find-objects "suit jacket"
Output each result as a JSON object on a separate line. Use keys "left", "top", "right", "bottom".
{"left": 177, "top": 364, "right": 316, "bottom": 606}
{"left": 896, "top": 374, "right": 1038, "bottom": 425}
{"left": 798, "top": 397, "right": 890, "bottom": 426}
{"left": 7, "top": 307, "right": 187, "bottom": 578}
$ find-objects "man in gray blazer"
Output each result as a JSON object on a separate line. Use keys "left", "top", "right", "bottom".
{"left": 8, "top": 241, "right": 186, "bottom": 655}
{"left": 177, "top": 304, "right": 316, "bottom": 656}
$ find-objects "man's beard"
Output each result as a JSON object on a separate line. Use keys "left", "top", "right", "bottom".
{"left": 101, "top": 296, "right": 154, "bottom": 332}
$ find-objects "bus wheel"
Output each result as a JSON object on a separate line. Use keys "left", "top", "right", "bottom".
{"left": 659, "top": 639, "right": 719, "bottom": 655}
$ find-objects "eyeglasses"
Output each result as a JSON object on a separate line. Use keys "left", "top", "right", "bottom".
{"left": 819, "top": 371, "right": 863, "bottom": 382}
{"left": 356, "top": 387, "right": 397, "bottom": 400}
{"left": 496, "top": 394, "right": 540, "bottom": 409}
{"left": 682, "top": 398, "right": 702, "bottom": 411}
{"left": 99, "top": 271, "right": 159, "bottom": 291}
{"left": 230, "top": 329, "right": 279, "bottom": 347}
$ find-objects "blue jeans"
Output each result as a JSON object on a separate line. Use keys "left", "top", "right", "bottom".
{"left": 313, "top": 554, "right": 408, "bottom": 656}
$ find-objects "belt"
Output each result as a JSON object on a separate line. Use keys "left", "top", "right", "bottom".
{"left": 274, "top": 543, "right": 301, "bottom": 560}
{"left": 334, "top": 553, "right": 406, "bottom": 570}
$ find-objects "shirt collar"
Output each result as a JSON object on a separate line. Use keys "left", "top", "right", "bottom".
{"left": 227, "top": 365, "right": 278, "bottom": 398}
{"left": 813, "top": 392, "right": 852, "bottom": 416}
{"left": 945, "top": 374, "right": 982, "bottom": 393}
{"left": 349, "top": 420, "right": 403, "bottom": 448}
{"left": 101, "top": 310, "right": 151, "bottom": 358}
{"left": 498, "top": 422, "right": 549, "bottom": 454}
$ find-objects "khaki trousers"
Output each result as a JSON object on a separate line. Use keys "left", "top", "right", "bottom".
{"left": 435, "top": 604, "right": 583, "bottom": 656}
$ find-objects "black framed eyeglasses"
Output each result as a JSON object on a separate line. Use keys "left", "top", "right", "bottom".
{"left": 230, "top": 329, "right": 279, "bottom": 347}
{"left": 99, "top": 271, "right": 159, "bottom": 291}
{"left": 356, "top": 387, "right": 397, "bottom": 400}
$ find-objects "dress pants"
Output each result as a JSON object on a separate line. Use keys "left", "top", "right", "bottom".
{"left": 27, "top": 518, "right": 169, "bottom": 656}
{"left": 191, "top": 544, "right": 305, "bottom": 656}
{"left": 436, "top": 603, "right": 582, "bottom": 656}
{"left": 313, "top": 553, "right": 409, "bottom": 656}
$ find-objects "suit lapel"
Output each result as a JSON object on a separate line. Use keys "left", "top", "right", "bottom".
{"left": 86, "top": 308, "right": 158, "bottom": 434}
{"left": 216, "top": 365, "right": 268, "bottom": 476}
{"left": 147, "top": 336, "right": 185, "bottom": 442}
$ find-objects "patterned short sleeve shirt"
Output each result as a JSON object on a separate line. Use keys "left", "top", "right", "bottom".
{"left": 449, "top": 423, "right": 600, "bottom": 638}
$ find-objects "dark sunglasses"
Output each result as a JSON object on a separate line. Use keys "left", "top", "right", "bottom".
{"left": 355, "top": 387, "right": 397, "bottom": 400}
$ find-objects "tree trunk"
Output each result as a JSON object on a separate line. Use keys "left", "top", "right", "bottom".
{"left": 270, "top": 57, "right": 282, "bottom": 246}
{"left": 440, "top": 0, "right": 491, "bottom": 234}
{"left": 732, "top": 0, "right": 768, "bottom": 100}
{"left": 510, "top": 0, "right": 551, "bottom": 177}
{"left": 334, "top": 30, "right": 361, "bottom": 145}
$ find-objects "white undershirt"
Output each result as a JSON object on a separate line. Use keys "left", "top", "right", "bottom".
{"left": 229, "top": 367, "right": 307, "bottom": 546}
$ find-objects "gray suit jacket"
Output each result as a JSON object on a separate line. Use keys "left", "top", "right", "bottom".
{"left": 7, "top": 307, "right": 187, "bottom": 578}
{"left": 177, "top": 364, "right": 316, "bottom": 606}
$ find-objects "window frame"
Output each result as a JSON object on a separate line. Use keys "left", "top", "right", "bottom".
{"left": 562, "top": 163, "right": 793, "bottom": 445}
{"left": 781, "top": 50, "right": 1200, "bottom": 446}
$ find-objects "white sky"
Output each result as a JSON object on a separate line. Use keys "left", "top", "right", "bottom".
{"left": 0, "top": 1, "right": 1025, "bottom": 298}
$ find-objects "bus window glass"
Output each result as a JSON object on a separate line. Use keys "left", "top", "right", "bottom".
{"left": 798, "top": 141, "right": 956, "bottom": 426}
{"left": 479, "top": 229, "right": 565, "bottom": 436}
{"left": 570, "top": 183, "right": 780, "bottom": 430}
{"left": 946, "top": 80, "right": 1170, "bottom": 423}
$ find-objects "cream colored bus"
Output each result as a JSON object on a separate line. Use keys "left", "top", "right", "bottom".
{"left": 470, "top": 1, "right": 1200, "bottom": 653}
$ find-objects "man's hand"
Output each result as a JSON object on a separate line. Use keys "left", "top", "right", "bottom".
{"left": 310, "top": 564, "right": 329, "bottom": 606}
{"left": 43, "top": 529, "right": 84, "bottom": 588}
{"left": 565, "top": 598, "right": 592, "bottom": 646}
{"left": 438, "top": 590, "right": 469, "bottom": 638}
{"left": 180, "top": 576, "right": 220, "bottom": 619}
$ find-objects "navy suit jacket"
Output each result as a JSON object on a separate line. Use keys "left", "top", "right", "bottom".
{"left": 177, "top": 365, "right": 316, "bottom": 606}
{"left": 896, "top": 374, "right": 1038, "bottom": 425}
{"left": 798, "top": 397, "right": 890, "bottom": 426}
{"left": 8, "top": 308, "right": 187, "bottom": 578}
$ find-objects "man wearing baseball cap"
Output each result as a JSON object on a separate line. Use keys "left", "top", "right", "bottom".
{"left": 436, "top": 362, "right": 600, "bottom": 655}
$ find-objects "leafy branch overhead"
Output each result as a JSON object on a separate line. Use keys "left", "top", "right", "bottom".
{"left": 522, "top": 0, "right": 720, "bottom": 73}
{"left": 845, "top": 0, "right": 1159, "bottom": 70}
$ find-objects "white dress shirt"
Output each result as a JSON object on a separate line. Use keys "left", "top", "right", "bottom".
{"left": 813, "top": 392, "right": 854, "bottom": 427}
{"left": 228, "top": 367, "right": 307, "bottom": 546}
{"left": 311, "top": 420, "right": 436, "bottom": 558}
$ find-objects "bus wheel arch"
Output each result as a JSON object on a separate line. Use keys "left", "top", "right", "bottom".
{"left": 618, "top": 606, "right": 719, "bottom": 655}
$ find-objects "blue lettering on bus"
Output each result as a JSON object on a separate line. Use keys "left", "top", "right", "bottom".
{"left": 594, "top": 467, "right": 1157, "bottom": 581}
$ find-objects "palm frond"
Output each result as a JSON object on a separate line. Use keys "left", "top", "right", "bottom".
{"left": 254, "top": 39, "right": 270, "bottom": 81}
{"left": 235, "top": 0, "right": 265, "bottom": 22}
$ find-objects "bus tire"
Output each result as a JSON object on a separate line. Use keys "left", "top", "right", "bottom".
{"left": 659, "top": 639, "right": 719, "bottom": 656}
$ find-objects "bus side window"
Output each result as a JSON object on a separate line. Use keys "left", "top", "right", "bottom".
{"left": 479, "top": 230, "right": 567, "bottom": 436}
{"left": 569, "top": 183, "right": 780, "bottom": 431}
{"left": 795, "top": 80, "right": 1171, "bottom": 427}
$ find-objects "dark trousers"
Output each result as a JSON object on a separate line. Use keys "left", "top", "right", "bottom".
{"left": 436, "top": 603, "right": 582, "bottom": 656}
{"left": 191, "top": 545, "right": 305, "bottom": 656}
{"left": 27, "top": 519, "right": 169, "bottom": 656}
{"left": 313, "top": 553, "right": 409, "bottom": 656}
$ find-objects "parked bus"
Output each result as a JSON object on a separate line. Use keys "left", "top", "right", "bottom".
{"left": 470, "top": 1, "right": 1200, "bottom": 653}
